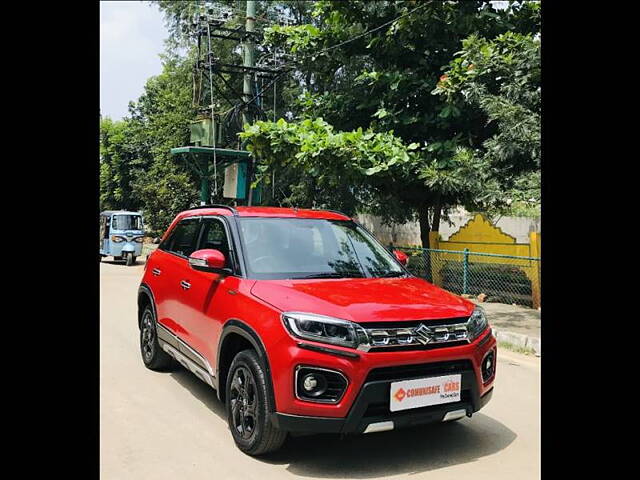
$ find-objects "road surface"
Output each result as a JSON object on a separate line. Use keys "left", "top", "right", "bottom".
{"left": 100, "top": 260, "right": 540, "bottom": 480}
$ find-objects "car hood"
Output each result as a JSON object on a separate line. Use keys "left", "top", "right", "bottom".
{"left": 250, "top": 277, "right": 474, "bottom": 323}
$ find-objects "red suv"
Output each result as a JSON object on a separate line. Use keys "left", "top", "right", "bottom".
{"left": 138, "top": 205, "right": 496, "bottom": 455}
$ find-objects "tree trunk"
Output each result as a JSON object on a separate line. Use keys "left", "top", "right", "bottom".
{"left": 418, "top": 205, "right": 433, "bottom": 282}
{"left": 432, "top": 194, "right": 442, "bottom": 233}
{"left": 418, "top": 206, "right": 431, "bottom": 249}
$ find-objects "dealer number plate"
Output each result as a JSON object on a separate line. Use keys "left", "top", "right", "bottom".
{"left": 390, "top": 374, "right": 461, "bottom": 412}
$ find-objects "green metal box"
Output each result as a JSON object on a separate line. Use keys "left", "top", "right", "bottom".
{"left": 190, "top": 118, "right": 219, "bottom": 147}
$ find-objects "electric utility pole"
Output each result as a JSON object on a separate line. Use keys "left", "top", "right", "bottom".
{"left": 172, "top": 1, "right": 286, "bottom": 207}
{"left": 243, "top": 0, "right": 256, "bottom": 205}
{"left": 242, "top": 1, "right": 256, "bottom": 127}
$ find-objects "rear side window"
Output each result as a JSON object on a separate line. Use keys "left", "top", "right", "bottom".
{"left": 160, "top": 218, "right": 200, "bottom": 257}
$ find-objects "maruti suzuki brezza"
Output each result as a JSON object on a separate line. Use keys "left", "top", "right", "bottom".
{"left": 138, "top": 205, "right": 496, "bottom": 455}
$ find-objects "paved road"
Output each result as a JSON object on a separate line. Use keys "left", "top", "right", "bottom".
{"left": 100, "top": 261, "right": 540, "bottom": 480}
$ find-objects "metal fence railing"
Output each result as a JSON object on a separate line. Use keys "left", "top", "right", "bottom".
{"left": 392, "top": 246, "right": 541, "bottom": 308}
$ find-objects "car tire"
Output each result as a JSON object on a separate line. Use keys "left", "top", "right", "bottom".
{"left": 226, "top": 350, "right": 287, "bottom": 456}
{"left": 140, "top": 305, "right": 173, "bottom": 370}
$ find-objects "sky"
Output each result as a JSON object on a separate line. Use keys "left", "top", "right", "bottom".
{"left": 100, "top": 1, "right": 167, "bottom": 121}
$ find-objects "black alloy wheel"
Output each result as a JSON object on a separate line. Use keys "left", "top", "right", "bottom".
{"left": 226, "top": 350, "right": 287, "bottom": 455}
{"left": 229, "top": 365, "right": 258, "bottom": 441}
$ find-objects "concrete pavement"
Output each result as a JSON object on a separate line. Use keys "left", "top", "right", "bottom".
{"left": 100, "top": 260, "right": 540, "bottom": 480}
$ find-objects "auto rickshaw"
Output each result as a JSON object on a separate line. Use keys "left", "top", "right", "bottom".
{"left": 99, "top": 210, "right": 145, "bottom": 266}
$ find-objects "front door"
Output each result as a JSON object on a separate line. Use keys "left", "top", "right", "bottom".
{"left": 152, "top": 217, "right": 202, "bottom": 344}
{"left": 175, "top": 216, "right": 233, "bottom": 369}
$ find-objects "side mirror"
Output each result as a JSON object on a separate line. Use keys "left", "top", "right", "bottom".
{"left": 393, "top": 249, "right": 409, "bottom": 266}
{"left": 188, "top": 249, "right": 230, "bottom": 274}
{"left": 152, "top": 237, "right": 161, "bottom": 244}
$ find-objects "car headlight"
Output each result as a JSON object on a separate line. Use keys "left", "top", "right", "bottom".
{"left": 282, "top": 312, "right": 368, "bottom": 349}
{"left": 467, "top": 307, "right": 489, "bottom": 342}
{"left": 111, "top": 235, "right": 125, "bottom": 243}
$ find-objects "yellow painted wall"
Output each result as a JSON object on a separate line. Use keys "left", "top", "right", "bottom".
{"left": 428, "top": 214, "right": 541, "bottom": 308}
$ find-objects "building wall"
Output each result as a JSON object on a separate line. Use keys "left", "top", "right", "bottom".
{"left": 356, "top": 210, "right": 541, "bottom": 246}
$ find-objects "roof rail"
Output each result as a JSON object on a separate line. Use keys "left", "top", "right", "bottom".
{"left": 322, "top": 209, "right": 350, "bottom": 218}
{"left": 185, "top": 204, "right": 239, "bottom": 216}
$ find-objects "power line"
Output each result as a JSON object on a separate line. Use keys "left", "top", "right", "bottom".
{"left": 244, "top": 2, "right": 430, "bottom": 109}
{"left": 277, "top": 2, "right": 430, "bottom": 71}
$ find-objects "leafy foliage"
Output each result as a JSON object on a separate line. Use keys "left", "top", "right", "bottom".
{"left": 100, "top": 118, "right": 139, "bottom": 211}
{"left": 240, "top": 117, "right": 418, "bottom": 215}
{"left": 434, "top": 30, "right": 541, "bottom": 213}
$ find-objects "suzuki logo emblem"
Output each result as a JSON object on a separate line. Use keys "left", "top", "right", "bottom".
{"left": 414, "top": 324, "right": 432, "bottom": 345}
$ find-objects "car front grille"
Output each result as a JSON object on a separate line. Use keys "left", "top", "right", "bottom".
{"left": 360, "top": 317, "right": 471, "bottom": 352}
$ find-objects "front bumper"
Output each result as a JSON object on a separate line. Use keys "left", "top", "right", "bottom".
{"left": 270, "top": 356, "right": 495, "bottom": 434}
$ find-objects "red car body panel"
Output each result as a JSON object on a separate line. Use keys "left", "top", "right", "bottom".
{"left": 250, "top": 277, "right": 473, "bottom": 322}
{"left": 141, "top": 206, "right": 496, "bottom": 423}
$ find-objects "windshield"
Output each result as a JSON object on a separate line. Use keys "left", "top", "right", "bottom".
{"left": 112, "top": 215, "right": 143, "bottom": 231}
{"left": 238, "top": 218, "right": 405, "bottom": 280}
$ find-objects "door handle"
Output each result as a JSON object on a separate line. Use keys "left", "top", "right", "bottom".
{"left": 152, "top": 268, "right": 161, "bottom": 276}
{"left": 180, "top": 280, "right": 191, "bottom": 290}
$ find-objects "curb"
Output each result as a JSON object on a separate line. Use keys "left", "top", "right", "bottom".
{"left": 493, "top": 328, "right": 540, "bottom": 356}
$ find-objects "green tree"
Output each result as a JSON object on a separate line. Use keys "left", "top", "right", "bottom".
{"left": 126, "top": 54, "right": 201, "bottom": 234}
{"left": 240, "top": 117, "right": 422, "bottom": 214}
{"left": 258, "top": 0, "right": 540, "bottom": 246}
{"left": 100, "top": 117, "right": 140, "bottom": 211}
{"left": 434, "top": 31, "right": 541, "bottom": 204}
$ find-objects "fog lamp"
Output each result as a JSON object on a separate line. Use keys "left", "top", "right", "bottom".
{"left": 300, "top": 373, "right": 327, "bottom": 397}
{"left": 303, "top": 375, "right": 318, "bottom": 391}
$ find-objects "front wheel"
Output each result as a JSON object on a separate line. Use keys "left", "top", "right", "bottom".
{"left": 126, "top": 252, "right": 134, "bottom": 266}
{"left": 226, "top": 350, "right": 287, "bottom": 455}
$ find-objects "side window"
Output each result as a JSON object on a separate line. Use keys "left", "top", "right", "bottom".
{"left": 198, "top": 218, "right": 230, "bottom": 266}
{"left": 160, "top": 219, "right": 201, "bottom": 257}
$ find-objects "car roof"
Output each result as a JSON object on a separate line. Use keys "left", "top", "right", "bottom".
{"left": 176, "top": 206, "right": 351, "bottom": 221}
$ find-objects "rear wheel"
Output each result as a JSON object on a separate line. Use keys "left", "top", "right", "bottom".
{"left": 226, "top": 350, "right": 287, "bottom": 455}
{"left": 140, "top": 306, "right": 173, "bottom": 370}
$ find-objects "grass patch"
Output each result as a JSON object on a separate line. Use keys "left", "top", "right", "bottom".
{"left": 498, "top": 340, "right": 537, "bottom": 356}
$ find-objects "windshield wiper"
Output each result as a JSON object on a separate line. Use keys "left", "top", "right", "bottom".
{"left": 378, "top": 271, "right": 406, "bottom": 278}
{"left": 298, "top": 272, "right": 363, "bottom": 279}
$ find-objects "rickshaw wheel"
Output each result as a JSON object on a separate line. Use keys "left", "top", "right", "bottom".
{"left": 126, "top": 253, "right": 134, "bottom": 266}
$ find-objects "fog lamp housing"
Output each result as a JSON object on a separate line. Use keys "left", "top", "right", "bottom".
{"left": 295, "top": 366, "right": 348, "bottom": 403}
{"left": 482, "top": 349, "right": 496, "bottom": 383}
